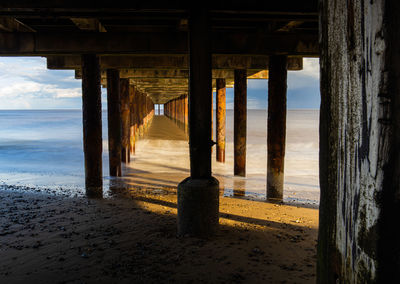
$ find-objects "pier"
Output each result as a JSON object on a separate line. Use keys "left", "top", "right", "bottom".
{"left": 1, "top": 1, "right": 399, "bottom": 282}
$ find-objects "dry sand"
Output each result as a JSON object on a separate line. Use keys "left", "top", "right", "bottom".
{"left": 0, "top": 186, "right": 318, "bottom": 284}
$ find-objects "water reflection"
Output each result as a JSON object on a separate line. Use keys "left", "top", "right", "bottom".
{"left": 233, "top": 178, "right": 246, "bottom": 197}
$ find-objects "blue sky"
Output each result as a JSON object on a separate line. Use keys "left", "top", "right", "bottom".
{"left": 0, "top": 57, "right": 320, "bottom": 109}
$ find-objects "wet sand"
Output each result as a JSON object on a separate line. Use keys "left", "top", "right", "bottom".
{"left": 0, "top": 114, "right": 319, "bottom": 283}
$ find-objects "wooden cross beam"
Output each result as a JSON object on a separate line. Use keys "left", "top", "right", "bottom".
{"left": 0, "top": 32, "right": 318, "bottom": 56}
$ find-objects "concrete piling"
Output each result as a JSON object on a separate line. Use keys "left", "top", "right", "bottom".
{"left": 177, "top": 8, "right": 219, "bottom": 238}
{"left": 216, "top": 78, "right": 226, "bottom": 163}
{"left": 267, "top": 55, "right": 287, "bottom": 201}
{"left": 81, "top": 54, "right": 103, "bottom": 197}
{"left": 120, "top": 78, "right": 130, "bottom": 163}
{"left": 106, "top": 69, "right": 122, "bottom": 177}
{"left": 234, "top": 69, "right": 247, "bottom": 177}
{"left": 129, "top": 85, "right": 136, "bottom": 155}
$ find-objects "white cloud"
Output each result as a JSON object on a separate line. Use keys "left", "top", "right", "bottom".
{"left": 247, "top": 58, "right": 320, "bottom": 91}
{"left": 49, "top": 87, "right": 81, "bottom": 98}
{"left": 301, "top": 58, "right": 320, "bottom": 79}
{"left": 0, "top": 81, "right": 43, "bottom": 97}
{"left": 287, "top": 58, "right": 320, "bottom": 90}
{"left": 247, "top": 79, "right": 268, "bottom": 90}
{"left": 0, "top": 57, "right": 82, "bottom": 109}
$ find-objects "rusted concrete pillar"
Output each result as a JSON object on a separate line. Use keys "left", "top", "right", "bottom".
{"left": 216, "top": 78, "right": 226, "bottom": 163}
{"left": 267, "top": 55, "right": 287, "bottom": 201}
{"left": 106, "top": 69, "right": 122, "bottom": 177}
{"left": 211, "top": 91, "right": 214, "bottom": 144}
{"left": 81, "top": 54, "right": 102, "bottom": 197}
{"left": 185, "top": 95, "right": 189, "bottom": 133}
{"left": 120, "top": 78, "right": 130, "bottom": 163}
{"left": 174, "top": 99, "right": 177, "bottom": 122}
{"left": 177, "top": 7, "right": 219, "bottom": 238}
{"left": 234, "top": 69, "right": 247, "bottom": 176}
{"left": 129, "top": 85, "right": 136, "bottom": 155}
{"left": 180, "top": 96, "right": 183, "bottom": 124}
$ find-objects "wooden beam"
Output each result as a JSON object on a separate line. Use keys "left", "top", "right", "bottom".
{"left": 0, "top": 32, "right": 319, "bottom": 56}
{"left": 50, "top": 55, "right": 303, "bottom": 70}
{"left": 0, "top": 16, "right": 35, "bottom": 32}
{"left": 131, "top": 78, "right": 188, "bottom": 86}
{"left": 70, "top": 18, "right": 106, "bottom": 32}
{"left": 0, "top": 2, "right": 317, "bottom": 14}
{"left": 277, "top": 21, "right": 304, "bottom": 32}
{"left": 76, "top": 68, "right": 270, "bottom": 80}
{"left": 247, "top": 70, "right": 269, "bottom": 79}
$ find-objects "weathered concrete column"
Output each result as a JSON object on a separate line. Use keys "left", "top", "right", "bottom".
{"left": 177, "top": 7, "right": 219, "bottom": 238}
{"left": 120, "top": 78, "right": 130, "bottom": 163}
{"left": 106, "top": 69, "right": 122, "bottom": 177}
{"left": 216, "top": 78, "right": 226, "bottom": 163}
{"left": 211, "top": 91, "right": 214, "bottom": 144}
{"left": 158, "top": 104, "right": 160, "bottom": 115}
{"left": 267, "top": 55, "right": 287, "bottom": 201}
{"left": 129, "top": 85, "right": 136, "bottom": 155}
{"left": 81, "top": 54, "right": 102, "bottom": 197}
{"left": 234, "top": 69, "right": 247, "bottom": 176}
{"left": 184, "top": 95, "right": 189, "bottom": 133}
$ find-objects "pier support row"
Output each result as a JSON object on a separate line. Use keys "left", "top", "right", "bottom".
{"left": 125, "top": 86, "right": 154, "bottom": 160}
{"left": 104, "top": 70, "right": 155, "bottom": 177}
{"left": 81, "top": 54, "right": 103, "bottom": 197}
{"left": 177, "top": 8, "right": 219, "bottom": 238}
{"left": 164, "top": 94, "right": 188, "bottom": 130}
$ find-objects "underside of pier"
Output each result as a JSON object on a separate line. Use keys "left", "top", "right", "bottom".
{"left": 1, "top": 0, "right": 399, "bottom": 282}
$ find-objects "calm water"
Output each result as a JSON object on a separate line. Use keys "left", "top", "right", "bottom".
{"left": 0, "top": 109, "right": 320, "bottom": 203}
{"left": 0, "top": 110, "right": 109, "bottom": 194}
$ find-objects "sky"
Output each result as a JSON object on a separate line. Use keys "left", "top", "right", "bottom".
{"left": 0, "top": 57, "right": 320, "bottom": 110}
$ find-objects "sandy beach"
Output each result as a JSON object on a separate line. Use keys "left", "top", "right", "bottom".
{"left": 0, "top": 185, "right": 318, "bottom": 284}
{"left": 0, "top": 111, "right": 319, "bottom": 283}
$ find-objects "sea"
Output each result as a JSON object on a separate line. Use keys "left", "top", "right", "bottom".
{"left": 0, "top": 109, "right": 320, "bottom": 205}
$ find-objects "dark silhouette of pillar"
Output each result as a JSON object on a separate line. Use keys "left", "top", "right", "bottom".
{"left": 120, "top": 78, "right": 130, "bottom": 163}
{"left": 267, "top": 55, "right": 287, "bottom": 201}
{"left": 81, "top": 54, "right": 102, "bottom": 197}
{"left": 106, "top": 69, "right": 122, "bottom": 177}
